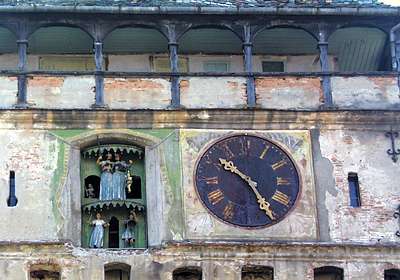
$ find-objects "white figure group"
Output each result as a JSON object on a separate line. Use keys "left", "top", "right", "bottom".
{"left": 97, "top": 152, "right": 132, "bottom": 201}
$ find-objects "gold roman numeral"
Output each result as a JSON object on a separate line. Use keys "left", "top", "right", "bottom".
{"left": 200, "top": 176, "right": 219, "bottom": 185}
{"left": 276, "top": 177, "right": 290, "bottom": 186}
{"left": 259, "top": 145, "right": 270, "bottom": 159}
{"left": 239, "top": 138, "right": 251, "bottom": 156}
{"left": 271, "top": 159, "right": 287, "bottom": 170}
{"left": 204, "top": 154, "right": 222, "bottom": 171}
{"left": 220, "top": 143, "right": 235, "bottom": 159}
{"left": 272, "top": 190, "right": 290, "bottom": 206}
{"left": 208, "top": 189, "right": 224, "bottom": 205}
{"left": 223, "top": 201, "right": 235, "bottom": 220}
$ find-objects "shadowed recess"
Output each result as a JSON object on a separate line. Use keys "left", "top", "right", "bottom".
{"left": 329, "top": 27, "right": 389, "bottom": 71}
{"left": 104, "top": 27, "right": 168, "bottom": 54}
{"left": 28, "top": 26, "right": 93, "bottom": 54}
{"left": 254, "top": 28, "right": 318, "bottom": 55}
{"left": 180, "top": 28, "right": 242, "bottom": 54}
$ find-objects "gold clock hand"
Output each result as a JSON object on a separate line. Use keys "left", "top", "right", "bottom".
{"left": 219, "top": 158, "right": 257, "bottom": 186}
{"left": 219, "top": 158, "right": 275, "bottom": 220}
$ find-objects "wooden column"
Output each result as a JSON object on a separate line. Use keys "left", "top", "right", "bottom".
{"left": 16, "top": 39, "right": 28, "bottom": 108}
{"left": 94, "top": 41, "right": 105, "bottom": 107}
{"left": 168, "top": 24, "right": 180, "bottom": 109}
{"left": 243, "top": 24, "right": 256, "bottom": 108}
{"left": 318, "top": 26, "right": 333, "bottom": 108}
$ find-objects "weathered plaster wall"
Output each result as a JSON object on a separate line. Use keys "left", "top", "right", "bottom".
{"left": 331, "top": 76, "right": 400, "bottom": 110}
{"left": 0, "top": 127, "right": 399, "bottom": 279}
{"left": 180, "top": 129, "right": 318, "bottom": 240}
{"left": 0, "top": 243, "right": 398, "bottom": 280}
{"left": 318, "top": 130, "right": 400, "bottom": 242}
{"left": 1, "top": 74, "right": 400, "bottom": 110}
{"left": 108, "top": 54, "right": 151, "bottom": 72}
{"left": 0, "top": 54, "right": 39, "bottom": 71}
{"left": 180, "top": 77, "right": 247, "bottom": 109}
{"left": 255, "top": 77, "right": 322, "bottom": 110}
{"left": 104, "top": 78, "right": 171, "bottom": 109}
{"left": 27, "top": 76, "right": 95, "bottom": 109}
{"left": 0, "top": 76, "right": 17, "bottom": 109}
{"left": 0, "top": 130, "right": 60, "bottom": 241}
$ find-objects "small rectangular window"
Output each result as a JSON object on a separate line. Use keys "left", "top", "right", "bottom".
{"left": 39, "top": 56, "right": 103, "bottom": 71}
{"left": 262, "top": 61, "right": 285, "bottom": 72}
{"left": 348, "top": 172, "right": 361, "bottom": 207}
{"left": 151, "top": 56, "right": 189, "bottom": 72}
{"left": 203, "top": 61, "right": 229, "bottom": 72}
{"left": 7, "top": 171, "right": 17, "bottom": 207}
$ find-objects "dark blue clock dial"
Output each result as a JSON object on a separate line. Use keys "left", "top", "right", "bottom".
{"left": 194, "top": 134, "right": 301, "bottom": 228}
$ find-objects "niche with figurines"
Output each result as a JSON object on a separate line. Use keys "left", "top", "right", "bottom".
{"left": 80, "top": 144, "right": 147, "bottom": 249}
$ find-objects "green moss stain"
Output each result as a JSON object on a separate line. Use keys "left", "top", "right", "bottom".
{"left": 50, "top": 140, "right": 65, "bottom": 231}
{"left": 50, "top": 129, "right": 88, "bottom": 139}
{"left": 162, "top": 131, "right": 184, "bottom": 239}
{"left": 136, "top": 129, "right": 174, "bottom": 140}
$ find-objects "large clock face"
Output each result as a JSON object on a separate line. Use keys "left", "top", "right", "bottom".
{"left": 194, "top": 134, "right": 301, "bottom": 228}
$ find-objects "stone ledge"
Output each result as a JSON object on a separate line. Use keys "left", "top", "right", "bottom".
{"left": 0, "top": 109, "right": 399, "bottom": 130}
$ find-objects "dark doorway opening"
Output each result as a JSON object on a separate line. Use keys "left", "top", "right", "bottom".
{"left": 173, "top": 266, "right": 202, "bottom": 280}
{"left": 108, "top": 216, "right": 119, "bottom": 248}
{"left": 242, "top": 265, "right": 273, "bottom": 280}
{"left": 314, "top": 266, "right": 344, "bottom": 280}
{"left": 104, "top": 263, "right": 131, "bottom": 280}
{"left": 385, "top": 269, "right": 400, "bottom": 280}
{"left": 30, "top": 270, "right": 60, "bottom": 280}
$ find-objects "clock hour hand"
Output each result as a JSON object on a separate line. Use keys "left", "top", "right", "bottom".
{"left": 219, "top": 158, "right": 275, "bottom": 220}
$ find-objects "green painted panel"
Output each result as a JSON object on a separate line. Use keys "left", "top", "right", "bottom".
{"left": 180, "top": 28, "right": 242, "bottom": 54}
{"left": 253, "top": 28, "right": 318, "bottom": 55}
{"left": 29, "top": 27, "right": 93, "bottom": 54}
{"left": 104, "top": 28, "right": 168, "bottom": 54}
{"left": 136, "top": 128, "right": 175, "bottom": 139}
{"left": 39, "top": 56, "right": 96, "bottom": 71}
{"left": 329, "top": 27, "right": 387, "bottom": 71}
{"left": 50, "top": 129, "right": 89, "bottom": 139}
{"left": 0, "top": 27, "right": 16, "bottom": 53}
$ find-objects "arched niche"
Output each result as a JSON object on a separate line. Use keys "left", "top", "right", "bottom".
{"left": 57, "top": 129, "right": 168, "bottom": 248}
{"left": 28, "top": 26, "right": 94, "bottom": 71}
{"left": 253, "top": 27, "right": 319, "bottom": 72}
{"left": 172, "top": 266, "right": 202, "bottom": 280}
{"left": 103, "top": 27, "right": 168, "bottom": 72}
{"left": 84, "top": 175, "right": 100, "bottom": 199}
{"left": 314, "top": 266, "right": 344, "bottom": 280}
{"left": 385, "top": 269, "right": 400, "bottom": 280}
{"left": 241, "top": 265, "right": 274, "bottom": 280}
{"left": 328, "top": 27, "right": 390, "bottom": 72}
{"left": 105, "top": 263, "right": 131, "bottom": 280}
{"left": 81, "top": 144, "right": 146, "bottom": 249}
{"left": 179, "top": 27, "right": 242, "bottom": 72}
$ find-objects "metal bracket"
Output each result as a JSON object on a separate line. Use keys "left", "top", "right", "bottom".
{"left": 385, "top": 129, "right": 400, "bottom": 163}
{"left": 394, "top": 205, "right": 400, "bottom": 237}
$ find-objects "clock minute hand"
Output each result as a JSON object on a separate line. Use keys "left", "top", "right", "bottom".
{"left": 218, "top": 158, "right": 257, "bottom": 186}
{"left": 219, "top": 158, "right": 275, "bottom": 220}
